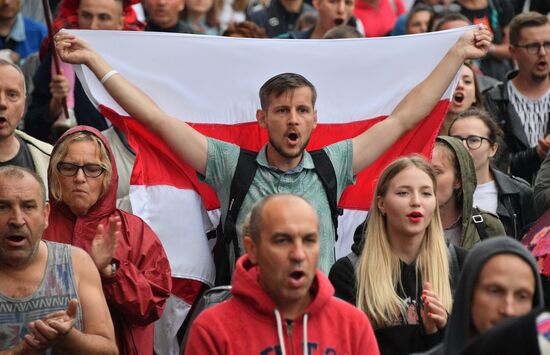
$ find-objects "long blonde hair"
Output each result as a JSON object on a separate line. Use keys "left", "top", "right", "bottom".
{"left": 356, "top": 155, "right": 452, "bottom": 329}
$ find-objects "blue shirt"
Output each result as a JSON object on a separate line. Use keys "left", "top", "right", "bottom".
{"left": 0, "top": 13, "right": 47, "bottom": 62}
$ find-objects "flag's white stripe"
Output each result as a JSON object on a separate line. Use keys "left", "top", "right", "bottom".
{"left": 129, "top": 185, "right": 215, "bottom": 283}
{"left": 154, "top": 295, "right": 191, "bottom": 355}
{"left": 336, "top": 209, "right": 369, "bottom": 260}
{"left": 70, "top": 28, "right": 468, "bottom": 125}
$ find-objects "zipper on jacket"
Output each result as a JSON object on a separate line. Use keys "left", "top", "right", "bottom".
{"left": 287, "top": 320, "right": 293, "bottom": 337}
{"left": 286, "top": 320, "right": 294, "bottom": 355}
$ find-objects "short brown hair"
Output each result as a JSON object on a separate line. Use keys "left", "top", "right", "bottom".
{"left": 509, "top": 12, "right": 548, "bottom": 46}
{"left": 222, "top": 21, "right": 267, "bottom": 38}
{"left": 259, "top": 73, "right": 317, "bottom": 111}
{"left": 450, "top": 108, "right": 503, "bottom": 146}
{"left": 49, "top": 131, "right": 112, "bottom": 203}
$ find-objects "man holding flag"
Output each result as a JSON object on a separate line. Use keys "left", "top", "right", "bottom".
{"left": 53, "top": 26, "right": 490, "bottom": 354}
{"left": 54, "top": 26, "right": 490, "bottom": 274}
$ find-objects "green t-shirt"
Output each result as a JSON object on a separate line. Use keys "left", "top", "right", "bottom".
{"left": 201, "top": 138, "right": 355, "bottom": 274}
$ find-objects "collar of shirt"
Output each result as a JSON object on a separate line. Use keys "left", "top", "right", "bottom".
{"left": 256, "top": 144, "right": 315, "bottom": 174}
{"left": 7, "top": 13, "right": 26, "bottom": 42}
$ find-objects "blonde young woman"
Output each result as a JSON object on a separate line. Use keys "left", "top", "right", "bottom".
{"left": 331, "top": 156, "right": 455, "bottom": 355}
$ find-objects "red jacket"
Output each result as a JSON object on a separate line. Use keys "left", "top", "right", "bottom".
{"left": 43, "top": 126, "right": 172, "bottom": 355}
{"left": 187, "top": 254, "right": 379, "bottom": 354}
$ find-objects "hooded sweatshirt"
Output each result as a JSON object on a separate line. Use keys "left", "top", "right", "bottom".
{"left": 436, "top": 137, "right": 505, "bottom": 249}
{"left": 186, "top": 254, "right": 379, "bottom": 354}
{"left": 43, "top": 126, "right": 172, "bottom": 355}
{"left": 420, "top": 237, "right": 544, "bottom": 355}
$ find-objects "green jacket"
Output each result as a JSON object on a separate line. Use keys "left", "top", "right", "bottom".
{"left": 436, "top": 137, "right": 505, "bottom": 249}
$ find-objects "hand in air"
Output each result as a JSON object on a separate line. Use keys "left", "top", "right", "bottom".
{"left": 420, "top": 281, "right": 448, "bottom": 335}
{"left": 457, "top": 25, "right": 493, "bottom": 60}
{"left": 91, "top": 215, "right": 121, "bottom": 275}
{"left": 50, "top": 69, "right": 70, "bottom": 101}
{"left": 54, "top": 31, "right": 95, "bottom": 66}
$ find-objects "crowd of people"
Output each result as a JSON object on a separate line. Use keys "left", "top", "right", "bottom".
{"left": 0, "top": 0, "right": 549, "bottom": 354}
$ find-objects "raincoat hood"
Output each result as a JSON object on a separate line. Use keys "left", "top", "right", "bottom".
{"left": 45, "top": 126, "right": 118, "bottom": 247}
{"left": 436, "top": 136, "right": 479, "bottom": 248}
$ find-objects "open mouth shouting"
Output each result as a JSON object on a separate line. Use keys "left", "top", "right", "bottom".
{"left": 0, "top": 116, "right": 7, "bottom": 128}
{"left": 287, "top": 132, "right": 299, "bottom": 146}
{"left": 452, "top": 92, "right": 464, "bottom": 105}
{"left": 333, "top": 18, "right": 345, "bottom": 26}
{"left": 407, "top": 211, "right": 424, "bottom": 223}
{"left": 5, "top": 234, "right": 27, "bottom": 247}
{"left": 536, "top": 58, "right": 548, "bottom": 72}
{"left": 288, "top": 269, "right": 307, "bottom": 288}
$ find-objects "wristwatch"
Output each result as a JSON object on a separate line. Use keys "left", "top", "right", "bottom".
{"left": 110, "top": 259, "right": 119, "bottom": 277}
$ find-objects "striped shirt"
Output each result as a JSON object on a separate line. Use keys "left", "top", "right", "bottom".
{"left": 507, "top": 81, "right": 550, "bottom": 147}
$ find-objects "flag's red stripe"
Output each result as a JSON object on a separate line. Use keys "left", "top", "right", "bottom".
{"left": 101, "top": 100, "right": 448, "bottom": 211}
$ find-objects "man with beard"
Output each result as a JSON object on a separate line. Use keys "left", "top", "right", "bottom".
{"left": 54, "top": 26, "right": 491, "bottom": 275}
{"left": 0, "top": 166, "right": 117, "bottom": 355}
{"left": 484, "top": 12, "right": 550, "bottom": 183}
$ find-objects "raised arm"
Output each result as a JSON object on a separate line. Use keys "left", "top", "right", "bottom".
{"left": 351, "top": 26, "right": 492, "bottom": 175}
{"left": 54, "top": 32, "right": 208, "bottom": 176}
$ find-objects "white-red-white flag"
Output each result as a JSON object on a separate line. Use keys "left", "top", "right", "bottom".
{"left": 69, "top": 27, "right": 467, "bottom": 354}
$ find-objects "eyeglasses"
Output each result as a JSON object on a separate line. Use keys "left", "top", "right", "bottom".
{"left": 514, "top": 41, "right": 550, "bottom": 55}
{"left": 451, "top": 135, "right": 493, "bottom": 150}
{"left": 57, "top": 162, "right": 106, "bottom": 178}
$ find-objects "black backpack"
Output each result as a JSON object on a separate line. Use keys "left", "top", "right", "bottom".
{"left": 179, "top": 286, "right": 233, "bottom": 354}
{"left": 212, "top": 148, "right": 342, "bottom": 286}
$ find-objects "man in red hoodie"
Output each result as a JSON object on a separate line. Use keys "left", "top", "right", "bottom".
{"left": 186, "top": 193, "right": 379, "bottom": 354}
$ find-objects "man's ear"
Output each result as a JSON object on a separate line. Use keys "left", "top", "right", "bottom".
{"left": 43, "top": 202, "right": 51, "bottom": 229}
{"left": 243, "top": 236, "right": 258, "bottom": 264}
{"left": 313, "top": 110, "right": 318, "bottom": 128}
{"left": 256, "top": 109, "right": 267, "bottom": 128}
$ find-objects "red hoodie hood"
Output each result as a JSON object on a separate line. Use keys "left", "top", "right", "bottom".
{"left": 231, "top": 254, "right": 335, "bottom": 317}
{"left": 44, "top": 126, "right": 118, "bottom": 249}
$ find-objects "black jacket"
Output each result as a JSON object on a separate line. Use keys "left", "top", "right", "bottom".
{"left": 483, "top": 71, "right": 549, "bottom": 183}
{"left": 24, "top": 51, "right": 109, "bottom": 143}
{"left": 246, "top": 0, "right": 315, "bottom": 38}
{"left": 329, "top": 228, "right": 468, "bottom": 355}
{"left": 492, "top": 167, "right": 536, "bottom": 239}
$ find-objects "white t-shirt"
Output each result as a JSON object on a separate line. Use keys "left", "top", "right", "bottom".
{"left": 474, "top": 180, "right": 499, "bottom": 214}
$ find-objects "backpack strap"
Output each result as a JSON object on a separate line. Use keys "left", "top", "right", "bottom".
{"left": 213, "top": 149, "right": 258, "bottom": 286}
{"left": 310, "top": 149, "right": 343, "bottom": 241}
{"left": 472, "top": 207, "right": 489, "bottom": 241}
{"left": 224, "top": 149, "right": 259, "bottom": 256}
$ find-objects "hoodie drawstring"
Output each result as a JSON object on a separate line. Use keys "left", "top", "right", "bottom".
{"left": 274, "top": 309, "right": 309, "bottom": 355}
{"left": 274, "top": 309, "right": 287, "bottom": 355}
{"left": 303, "top": 313, "right": 308, "bottom": 354}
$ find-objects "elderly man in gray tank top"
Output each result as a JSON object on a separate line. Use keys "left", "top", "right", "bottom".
{"left": 0, "top": 166, "right": 118, "bottom": 355}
